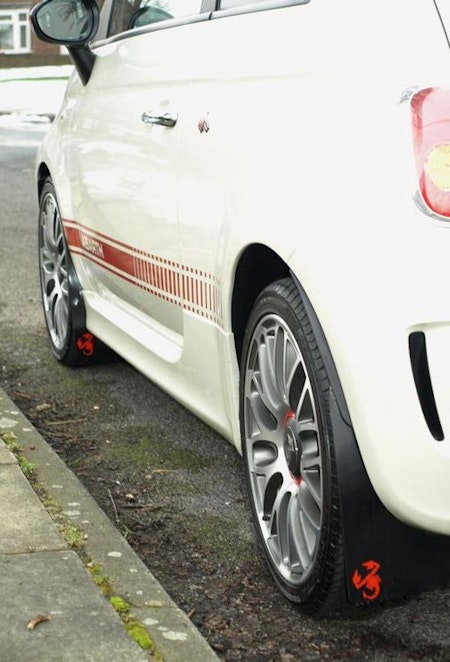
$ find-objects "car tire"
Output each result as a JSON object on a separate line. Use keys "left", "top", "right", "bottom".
{"left": 38, "top": 178, "right": 104, "bottom": 366}
{"left": 240, "top": 277, "right": 346, "bottom": 615}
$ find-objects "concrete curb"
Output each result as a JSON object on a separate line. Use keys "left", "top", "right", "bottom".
{"left": 0, "top": 387, "right": 220, "bottom": 662}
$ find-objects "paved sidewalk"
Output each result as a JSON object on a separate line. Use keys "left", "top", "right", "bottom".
{"left": 0, "top": 387, "right": 220, "bottom": 662}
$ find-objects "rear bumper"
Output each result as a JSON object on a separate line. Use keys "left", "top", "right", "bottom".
{"left": 340, "top": 316, "right": 450, "bottom": 537}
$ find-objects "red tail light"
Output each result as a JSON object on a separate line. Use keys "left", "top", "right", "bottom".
{"left": 411, "top": 87, "right": 450, "bottom": 219}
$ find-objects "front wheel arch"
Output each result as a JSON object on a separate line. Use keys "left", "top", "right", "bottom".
{"left": 38, "top": 177, "right": 111, "bottom": 366}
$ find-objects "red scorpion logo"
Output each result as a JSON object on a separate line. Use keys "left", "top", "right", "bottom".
{"left": 76, "top": 333, "right": 95, "bottom": 357}
{"left": 352, "top": 560, "right": 382, "bottom": 601}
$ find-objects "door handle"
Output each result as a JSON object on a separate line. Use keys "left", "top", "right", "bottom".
{"left": 141, "top": 111, "right": 178, "bottom": 127}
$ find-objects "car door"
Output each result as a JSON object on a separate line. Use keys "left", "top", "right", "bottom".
{"left": 63, "top": 0, "right": 206, "bottom": 346}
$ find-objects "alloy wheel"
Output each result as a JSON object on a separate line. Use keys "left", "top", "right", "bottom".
{"left": 39, "top": 190, "right": 70, "bottom": 352}
{"left": 243, "top": 313, "right": 323, "bottom": 586}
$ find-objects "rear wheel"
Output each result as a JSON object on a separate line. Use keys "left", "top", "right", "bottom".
{"left": 240, "top": 278, "right": 345, "bottom": 614}
{"left": 38, "top": 178, "right": 103, "bottom": 366}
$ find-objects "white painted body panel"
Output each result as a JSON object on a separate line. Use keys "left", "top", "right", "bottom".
{"left": 37, "top": 0, "right": 450, "bottom": 534}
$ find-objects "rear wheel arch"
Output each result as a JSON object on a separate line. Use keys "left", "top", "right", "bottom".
{"left": 231, "top": 244, "right": 352, "bottom": 427}
{"left": 231, "top": 244, "right": 289, "bottom": 363}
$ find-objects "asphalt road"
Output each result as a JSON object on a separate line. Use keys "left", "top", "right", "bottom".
{"left": 1, "top": 119, "right": 450, "bottom": 662}
{"left": 0, "top": 119, "right": 44, "bottom": 327}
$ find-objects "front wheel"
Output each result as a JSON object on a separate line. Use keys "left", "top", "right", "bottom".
{"left": 38, "top": 178, "right": 105, "bottom": 366}
{"left": 240, "top": 278, "right": 345, "bottom": 614}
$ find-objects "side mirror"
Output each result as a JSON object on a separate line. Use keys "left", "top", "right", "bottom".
{"left": 30, "top": 0, "right": 99, "bottom": 85}
{"left": 30, "top": 0, "right": 99, "bottom": 44}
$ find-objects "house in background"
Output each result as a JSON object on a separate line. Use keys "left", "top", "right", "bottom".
{"left": 0, "top": 0, "right": 70, "bottom": 65}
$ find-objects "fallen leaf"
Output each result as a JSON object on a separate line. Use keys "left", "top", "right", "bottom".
{"left": 35, "top": 403, "right": 51, "bottom": 412}
{"left": 28, "top": 614, "right": 50, "bottom": 631}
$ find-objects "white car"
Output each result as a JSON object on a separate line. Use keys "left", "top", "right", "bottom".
{"left": 31, "top": 0, "right": 450, "bottom": 614}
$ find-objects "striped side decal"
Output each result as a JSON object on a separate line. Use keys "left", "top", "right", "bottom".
{"left": 63, "top": 219, "right": 223, "bottom": 327}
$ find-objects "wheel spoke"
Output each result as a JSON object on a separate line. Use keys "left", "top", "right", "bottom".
{"left": 265, "top": 477, "right": 291, "bottom": 562}
{"left": 250, "top": 368, "right": 279, "bottom": 424}
{"left": 266, "top": 479, "right": 314, "bottom": 576}
{"left": 244, "top": 332, "right": 283, "bottom": 441}
{"left": 249, "top": 442, "right": 285, "bottom": 517}
{"left": 274, "top": 326, "right": 301, "bottom": 404}
{"left": 258, "top": 330, "right": 284, "bottom": 416}
{"left": 288, "top": 492, "right": 313, "bottom": 571}
{"left": 46, "top": 283, "right": 58, "bottom": 315}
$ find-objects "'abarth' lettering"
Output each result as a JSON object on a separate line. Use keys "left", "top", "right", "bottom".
{"left": 81, "top": 232, "right": 104, "bottom": 259}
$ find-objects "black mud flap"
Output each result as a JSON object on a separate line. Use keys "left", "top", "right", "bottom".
{"left": 66, "top": 246, "right": 111, "bottom": 365}
{"left": 330, "top": 392, "right": 450, "bottom": 606}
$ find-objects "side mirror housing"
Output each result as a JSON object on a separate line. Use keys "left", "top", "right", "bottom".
{"left": 30, "top": 0, "right": 99, "bottom": 44}
{"left": 30, "top": 0, "right": 100, "bottom": 85}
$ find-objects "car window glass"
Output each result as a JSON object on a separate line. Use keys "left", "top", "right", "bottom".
{"left": 109, "top": 0, "right": 203, "bottom": 36}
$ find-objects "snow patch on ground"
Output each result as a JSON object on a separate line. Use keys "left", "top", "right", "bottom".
{"left": 0, "top": 65, "right": 73, "bottom": 118}
{"left": 0, "top": 64, "right": 74, "bottom": 81}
